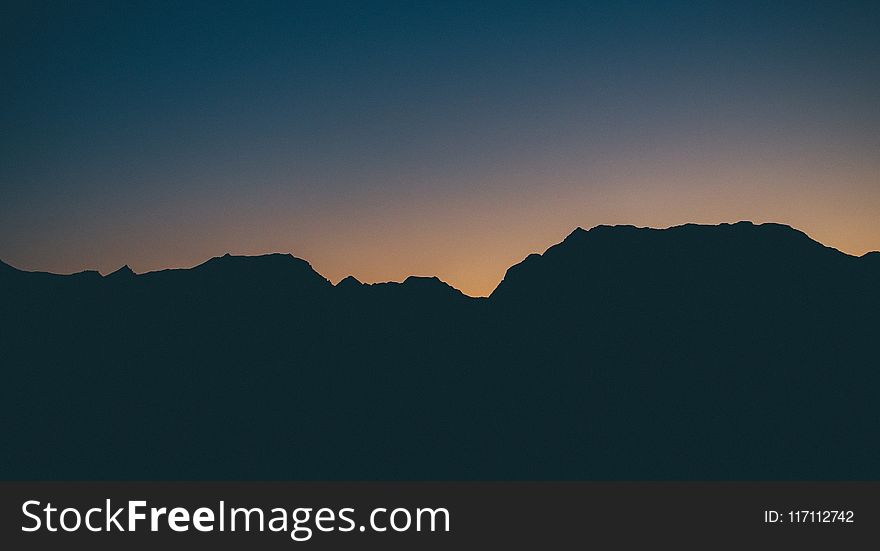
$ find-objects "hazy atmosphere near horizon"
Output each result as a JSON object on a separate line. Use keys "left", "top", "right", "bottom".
{"left": 2, "top": 1, "right": 878, "bottom": 296}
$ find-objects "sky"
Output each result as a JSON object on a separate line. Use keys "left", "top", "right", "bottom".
{"left": 2, "top": 1, "right": 879, "bottom": 296}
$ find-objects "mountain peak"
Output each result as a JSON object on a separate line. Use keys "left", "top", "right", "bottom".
{"left": 107, "top": 265, "right": 136, "bottom": 279}
{"left": 200, "top": 252, "right": 307, "bottom": 269}
{"left": 400, "top": 275, "right": 468, "bottom": 299}
{"left": 491, "top": 221, "right": 850, "bottom": 300}
{"left": 402, "top": 275, "right": 441, "bottom": 284}
{"left": 191, "top": 252, "right": 332, "bottom": 288}
{"left": 337, "top": 275, "right": 363, "bottom": 288}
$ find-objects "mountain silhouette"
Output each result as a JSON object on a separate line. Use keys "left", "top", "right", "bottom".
{"left": 492, "top": 222, "right": 854, "bottom": 301}
{"left": 106, "top": 264, "right": 136, "bottom": 280}
{"left": 1, "top": 222, "right": 877, "bottom": 479}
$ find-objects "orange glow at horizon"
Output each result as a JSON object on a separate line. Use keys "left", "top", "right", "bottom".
{"left": 4, "top": 144, "right": 878, "bottom": 298}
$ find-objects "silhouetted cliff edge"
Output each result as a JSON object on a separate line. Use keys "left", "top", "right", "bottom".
{"left": 1, "top": 222, "right": 877, "bottom": 479}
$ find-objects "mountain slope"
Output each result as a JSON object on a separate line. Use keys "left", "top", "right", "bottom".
{"left": 491, "top": 222, "right": 858, "bottom": 302}
{"left": 0, "top": 222, "right": 877, "bottom": 480}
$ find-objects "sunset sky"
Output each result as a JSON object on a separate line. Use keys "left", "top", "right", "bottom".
{"left": 2, "top": 1, "right": 878, "bottom": 296}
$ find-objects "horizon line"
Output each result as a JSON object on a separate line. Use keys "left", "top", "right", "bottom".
{"left": 3, "top": 220, "right": 878, "bottom": 299}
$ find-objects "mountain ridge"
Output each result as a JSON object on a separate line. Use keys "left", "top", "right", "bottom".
{"left": 2, "top": 222, "right": 876, "bottom": 298}
{"left": 1, "top": 220, "right": 878, "bottom": 479}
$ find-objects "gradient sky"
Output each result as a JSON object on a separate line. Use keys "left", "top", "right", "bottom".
{"left": 2, "top": 1, "right": 879, "bottom": 296}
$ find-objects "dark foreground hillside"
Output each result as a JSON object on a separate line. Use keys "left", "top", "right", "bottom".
{"left": 1, "top": 222, "right": 877, "bottom": 479}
